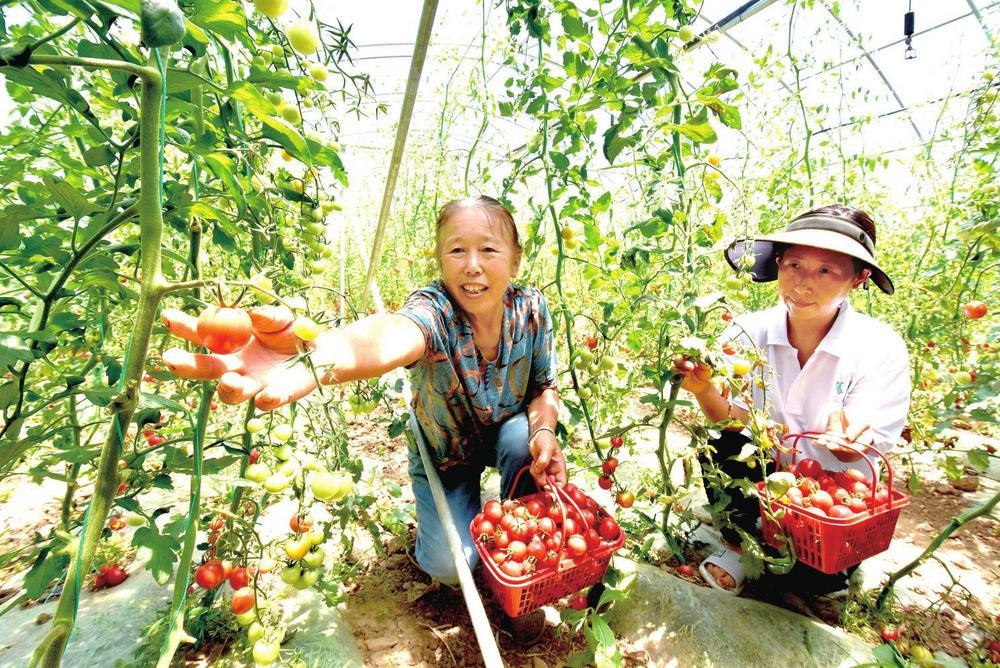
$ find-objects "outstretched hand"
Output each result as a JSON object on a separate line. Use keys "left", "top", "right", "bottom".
{"left": 672, "top": 356, "right": 714, "bottom": 396}
{"left": 160, "top": 305, "right": 319, "bottom": 411}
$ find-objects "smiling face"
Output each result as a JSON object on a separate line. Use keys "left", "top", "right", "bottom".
{"left": 436, "top": 204, "right": 521, "bottom": 321}
{"left": 776, "top": 245, "right": 870, "bottom": 323}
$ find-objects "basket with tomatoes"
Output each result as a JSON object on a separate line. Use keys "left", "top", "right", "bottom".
{"left": 470, "top": 468, "right": 625, "bottom": 617}
{"left": 758, "top": 432, "right": 909, "bottom": 574}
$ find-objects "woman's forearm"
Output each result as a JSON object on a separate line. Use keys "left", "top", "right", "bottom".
{"left": 314, "top": 314, "right": 425, "bottom": 384}
{"left": 527, "top": 387, "right": 559, "bottom": 435}
{"left": 692, "top": 385, "right": 749, "bottom": 429}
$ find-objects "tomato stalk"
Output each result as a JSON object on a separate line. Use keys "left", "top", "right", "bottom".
{"left": 28, "top": 54, "right": 165, "bottom": 668}
{"left": 59, "top": 395, "right": 84, "bottom": 530}
{"left": 156, "top": 382, "right": 214, "bottom": 668}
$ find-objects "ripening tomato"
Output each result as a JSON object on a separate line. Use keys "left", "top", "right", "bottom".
{"left": 676, "top": 563, "right": 695, "bottom": 578}
{"left": 601, "top": 457, "right": 618, "bottom": 475}
{"left": 794, "top": 458, "right": 823, "bottom": 479}
{"left": 585, "top": 336, "right": 599, "bottom": 350}
{"left": 880, "top": 625, "right": 899, "bottom": 642}
{"left": 228, "top": 566, "right": 250, "bottom": 590}
{"left": 616, "top": 491, "right": 635, "bottom": 508}
{"left": 566, "top": 534, "right": 588, "bottom": 557}
{"left": 828, "top": 505, "right": 854, "bottom": 519}
{"left": 598, "top": 475, "right": 613, "bottom": 490}
{"left": 610, "top": 435, "right": 624, "bottom": 448}
{"left": 483, "top": 499, "right": 504, "bottom": 523}
{"left": 507, "top": 540, "right": 528, "bottom": 562}
{"left": 231, "top": 587, "right": 255, "bottom": 615}
{"left": 103, "top": 564, "right": 128, "bottom": 587}
{"left": 195, "top": 559, "right": 226, "bottom": 589}
{"left": 847, "top": 496, "right": 868, "bottom": 513}
{"left": 809, "top": 490, "right": 834, "bottom": 513}
{"left": 797, "top": 477, "right": 820, "bottom": 496}
{"left": 196, "top": 305, "right": 252, "bottom": 355}
{"left": 289, "top": 514, "right": 313, "bottom": 533}
{"left": 501, "top": 560, "right": 523, "bottom": 578}
{"left": 597, "top": 517, "right": 620, "bottom": 541}
{"left": 248, "top": 448, "right": 261, "bottom": 465}
{"left": 961, "top": 300, "right": 987, "bottom": 320}
{"left": 108, "top": 516, "right": 126, "bottom": 531}
{"left": 526, "top": 538, "right": 547, "bottom": 563}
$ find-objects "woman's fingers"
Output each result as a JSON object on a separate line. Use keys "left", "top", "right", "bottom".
{"left": 161, "top": 308, "right": 204, "bottom": 347}
{"left": 250, "top": 305, "right": 294, "bottom": 333}
{"left": 253, "top": 328, "right": 301, "bottom": 355}
{"left": 162, "top": 348, "right": 237, "bottom": 380}
{"left": 217, "top": 371, "right": 264, "bottom": 404}
{"left": 254, "top": 366, "right": 318, "bottom": 412}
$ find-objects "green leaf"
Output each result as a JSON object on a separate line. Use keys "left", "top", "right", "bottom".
{"left": 586, "top": 614, "right": 616, "bottom": 648}
{"left": 24, "top": 548, "right": 69, "bottom": 598}
{"left": 664, "top": 107, "right": 717, "bottom": 144}
{"left": 967, "top": 449, "right": 990, "bottom": 472}
{"left": 200, "top": 152, "right": 246, "bottom": 217}
{"left": 43, "top": 176, "right": 101, "bottom": 221}
{"left": 0, "top": 205, "right": 37, "bottom": 250}
{"left": 0, "top": 332, "right": 37, "bottom": 366}
{"left": 187, "top": 0, "right": 245, "bottom": 39}
{"left": 0, "top": 382, "right": 18, "bottom": 410}
{"left": 561, "top": 12, "right": 588, "bottom": 40}
{"left": 82, "top": 145, "right": 116, "bottom": 167}
{"left": 132, "top": 523, "right": 181, "bottom": 583}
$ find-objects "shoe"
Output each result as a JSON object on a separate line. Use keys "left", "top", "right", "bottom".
{"left": 698, "top": 547, "right": 745, "bottom": 595}
{"left": 507, "top": 609, "right": 546, "bottom": 646}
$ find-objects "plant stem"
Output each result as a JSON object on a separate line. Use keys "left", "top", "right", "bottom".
{"left": 29, "top": 53, "right": 165, "bottom": 668}
{"left": 876, "top": 490, "right": 1000, "bottom": 610}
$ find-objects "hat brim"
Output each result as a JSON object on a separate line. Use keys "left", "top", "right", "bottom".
{"left": 725, "top": 229, "right": 894, "bottom": 295}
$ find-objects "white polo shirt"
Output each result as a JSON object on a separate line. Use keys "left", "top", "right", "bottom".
{"left": 729, "top": 301, "right": 910, "bottom": 474}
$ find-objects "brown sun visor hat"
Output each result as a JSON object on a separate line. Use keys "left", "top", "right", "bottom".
{"left": 724, "top": 213, "right": 894, "bottom": 295}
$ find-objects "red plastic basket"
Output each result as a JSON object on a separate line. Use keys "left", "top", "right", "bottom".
{"left": 472, "top": 468, "right": 625, "bottom": 617}
{"left": 758, "top": 432, "right": 910, "bottom": 574}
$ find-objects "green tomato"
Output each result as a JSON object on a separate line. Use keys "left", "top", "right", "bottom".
{"left": 306, "top": 221, "right": 325, "bottom": 236}
{"left": 578, "top": 386, "right": 592, "bottom": 400}
{"left": 280, "top": 105, "right": 301, "bottom": 124}
{"left": 246, "top": 418, "right": 266, "bottom": 434}
{"left": 266, "top": 91, "right": 283, "bottom": 106}
{"left": 306, "top": 528, "right": 325, "bottom": 546}
{"left": 678, "top": 25, "right": 695, "bottom": 43}
{"left": 280, "top": 565, "right": 302, "bottom": 585}
{"left": 952, "top": 370, "right": 973, "bottom": 385}
{"left": 284, "top": 537, "right": 311, "bottom": 561}
{"left": 308, "top": 62, "right": 328, "bottom": 82}
{"left": 599, "top": 356, "right": 616, "bottom": 371}
{"left": 579, "top": 350, "right": 594, "bottom": 365}
{"left": 252, "top": 639, "right": 281, "bottom": 665}
{"left": 299, "top": 569, "right": 320, "bottom": 587}
{"left": 311, "top": 470, "right": 352, "bottom": 501}
{"left": 263, "top": 474, "right": 289, "bottom": 493}
{"left": 252, "top": 0, "right": 288, "bottom": 19}
{"left": 268, "top": 44, "right": 284, "bottom": 59}
{"left": 286, "top": 22, "right": 320, "bottom": 55}
{"left": 724, "top": 276, "right": 743, "bottom": 291}
{"left": 251, "top": 55, "right": 267, "bottom": 69}
{"left": 271, "top": 424, "right": 293, "bottom": 442}
{"left": 278, "top": 460, "right": 298, "bottom": 478}
{"left": 245, "top": 463, "right": 270, "bottom": 484}
{"left": 125, "top": 513, "right": 146, "bottom": 527}
{"left": 235, "top": 609, "right": 257, "bottom": 626}
{"left": 248, "top": 621, "right": 266, "bottom": 643}
{"left": 302, "top": 548, "right": 324, "bottom": 569}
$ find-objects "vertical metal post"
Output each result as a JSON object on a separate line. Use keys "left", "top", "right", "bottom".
{"left": 359, "top": 0, "right": 440, "bottom": 309}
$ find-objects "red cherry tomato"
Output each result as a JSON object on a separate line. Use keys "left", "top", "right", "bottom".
{"left": 585, "top": 336, "right": 599, "bottom": 350}
{"left": 231, "top": 587, "right": 255, "bottom": 615}
{"left": 676, "top": 563, "right": 695, "bottom": 578}
{"left": 194, "top": 559, "right": 226, "bottom": 589}
{"left": 610, "top": 435, "right": 624, "bottom": 448}
{"left": 880, "top": 625, "right": 899, "bottom": 642}
{"left": 794, "top": 458, "right": 823, "bottom": 479}
{"left": 597, "top": 517, "right": 620, "bottom": 541}
{"left": 228, "top": 566, "right": 250, "bottom": 590}
{"left": 828, "top": 505, "right": 854, "bottom": 519}
{"left": 103, "top": 564, "right": 128, "bottom": 588}
{"left": 569, "top": 593, "right": 588, "bottom": 610}
{"left": 598, "top": 475, "right": 612, "bottom": 490}
{"left": 601, "top": 457, "right": 618, "bottom": 475}
{"left": 483, "top": 499, "right": 504, "bottom": 523}
{"left": 196, "top": 305, "right": 252, "bottom": 355}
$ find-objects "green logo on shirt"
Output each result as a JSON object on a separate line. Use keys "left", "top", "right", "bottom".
{"left": 835, "top": 381, "right": 845, "bottom": 395}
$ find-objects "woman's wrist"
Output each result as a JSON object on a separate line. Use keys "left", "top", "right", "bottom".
{"left": 529, "top": 425, "right": 556, "bottom": 442}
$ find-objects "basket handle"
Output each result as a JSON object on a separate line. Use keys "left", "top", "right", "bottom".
{"left": 504, "top": 465, "right": 583, "bottom": 570}
{"left": 776, "top": 431, "right": 897, "bottom": 515}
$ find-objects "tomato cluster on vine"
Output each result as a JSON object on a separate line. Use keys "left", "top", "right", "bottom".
{"left": 470, "top": 484, "right": 622, "bottom": 580}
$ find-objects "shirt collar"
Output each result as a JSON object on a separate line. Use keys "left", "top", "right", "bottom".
{"left": 766, "top": 300, "right": 853, "bottom": 359}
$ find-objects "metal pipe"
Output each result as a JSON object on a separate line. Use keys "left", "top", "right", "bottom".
{"left": 359, "top": 0, "right": 439, "bottom": 310}
{"left": 685, "top": 0, "right": 783, "bottom": 50}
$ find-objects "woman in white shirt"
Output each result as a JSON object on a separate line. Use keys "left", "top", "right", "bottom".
{"left": 676, "top": 204, "right": 910, "bottom": 595}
